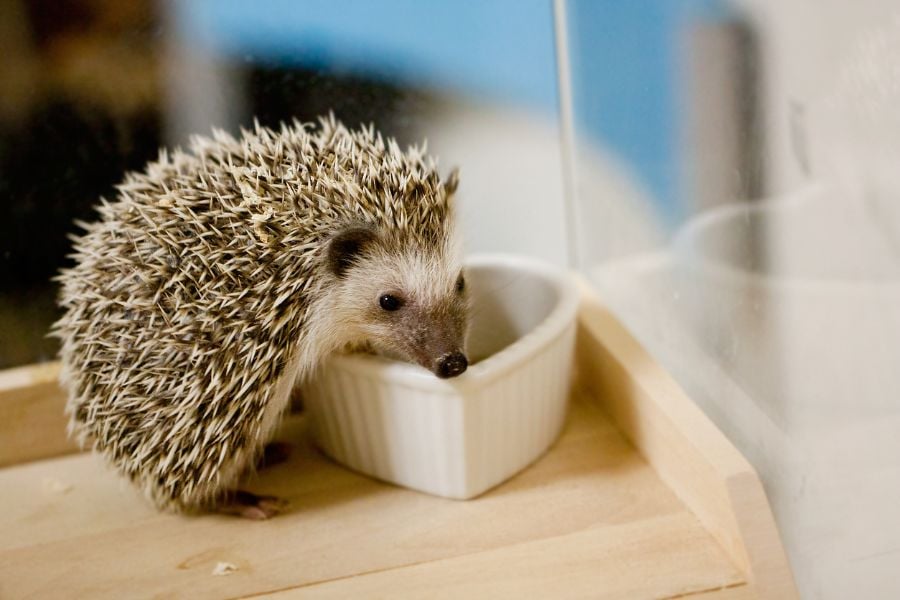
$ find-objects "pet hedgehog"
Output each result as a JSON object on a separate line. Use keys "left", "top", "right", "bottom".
{"left": 52, "top": 116, "right": 469, "bottom": 519}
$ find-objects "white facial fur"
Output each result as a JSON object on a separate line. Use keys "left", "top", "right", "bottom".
{"left": 317, "top": 227, "right": 468, "bottom": 375}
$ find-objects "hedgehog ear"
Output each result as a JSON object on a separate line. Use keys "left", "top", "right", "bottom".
{"left": 327, "top": 226, "right": 379, "bottom": 278}
{"left": 443, "top": 167, "right": 460, "bottom": 196}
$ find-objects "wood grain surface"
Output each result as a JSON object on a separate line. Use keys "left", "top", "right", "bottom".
{"left": 0, "top": 394, "right": 744, "bottom": 599}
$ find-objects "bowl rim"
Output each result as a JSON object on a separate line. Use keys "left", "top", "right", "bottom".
{"left": 316, "top": 253, "right": 580, "bottom": 391}
{"left": 672, "top": 182, "right": 900, "bottom": 292}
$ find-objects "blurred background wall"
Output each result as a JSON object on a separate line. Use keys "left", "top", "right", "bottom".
{"left": 1, "top": 0, "right": 569, "bottom": 368}
{"left": 0, "top": 0, "right": 744, "bottom": 367}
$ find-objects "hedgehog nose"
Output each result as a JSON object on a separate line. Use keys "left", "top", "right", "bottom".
{"left": 435, "top": 352, "right": 468, "bottom": 379}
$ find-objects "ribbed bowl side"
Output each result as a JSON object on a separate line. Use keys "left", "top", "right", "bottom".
{"left": 462, "top": 323, "right": 575, "bottom": 498}
{"left": 302, "top": 322, "right": 576, "bottom": 499}
{"left": 303, "top": 368, "right": 467, "bottom": 497}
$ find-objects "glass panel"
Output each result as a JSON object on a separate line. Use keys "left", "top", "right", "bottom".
{"left": 558, "top": 1, "right": 900, "bottom": 597}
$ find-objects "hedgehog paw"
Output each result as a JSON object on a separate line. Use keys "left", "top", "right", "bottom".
{"left": 220, "top": 490, "right": 289, "bottom": 520}
{"left": 257, "top": 441, "right": 293, "bottom": 470}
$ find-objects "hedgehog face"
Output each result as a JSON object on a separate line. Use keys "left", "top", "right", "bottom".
{"left": 326, "top": 225, "right": 469, "bottom": 378}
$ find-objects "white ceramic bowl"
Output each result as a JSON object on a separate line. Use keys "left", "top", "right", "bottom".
{"left": 300, "top": 254, "right": 579, "bottom": 499}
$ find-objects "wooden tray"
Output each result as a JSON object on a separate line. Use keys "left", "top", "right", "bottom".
{"left": 0, "top": 288, "right": 797, "bottom": 599}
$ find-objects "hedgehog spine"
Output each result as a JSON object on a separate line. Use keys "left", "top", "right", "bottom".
{"left": 54, "top": 115, "right": 468, "bottom": 514}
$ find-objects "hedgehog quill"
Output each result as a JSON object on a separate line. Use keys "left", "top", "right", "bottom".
{"left": 53, "top": 116, "right": 469, "bottom": 518}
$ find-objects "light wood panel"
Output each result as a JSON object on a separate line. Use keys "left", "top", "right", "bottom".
{"left": 574, "top": 283, "right": 798, "bottom": 599}
{"left": 0, "top": 393, "right": 743, "bottom": 599}
{"left": 0, "top": 361, "right": 73, "bottom": 467}
{"left": 0, "top": 286, "right": 797, "bottom": 598}
{"left": 256, "top": 513, "right": 743, "bottom": 599}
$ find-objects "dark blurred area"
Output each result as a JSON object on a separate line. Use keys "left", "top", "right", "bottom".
{"left": 0, "top": 0, "right": 423, "bottom": 368}
{"left": 0, "top": 0, "right": 163, "bottom": 366}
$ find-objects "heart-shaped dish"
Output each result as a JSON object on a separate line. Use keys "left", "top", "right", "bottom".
{"left": 301, "top": 254, "right": 579, "bottom": 499}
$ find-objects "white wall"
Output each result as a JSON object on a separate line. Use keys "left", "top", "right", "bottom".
{"left": 735, "top": 0, "right": 900, "bottom": 193}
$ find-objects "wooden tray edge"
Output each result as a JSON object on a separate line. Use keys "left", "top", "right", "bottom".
{"left": 0, "top": 282, "right": 798, "bottom": 598}
{"left": 0, "top": 361, "right": 72, "bottom": 467}
{"left": 574, "top": 278, "right": 798, "bottom": 599}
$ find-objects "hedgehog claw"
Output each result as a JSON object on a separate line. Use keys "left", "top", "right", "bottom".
{"left": 220, "top": 490, "right": 289, "bottom": 520}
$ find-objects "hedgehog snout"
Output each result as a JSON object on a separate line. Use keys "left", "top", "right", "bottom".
{"left": 435, "top": 351, "right": 468, "bottom": 379}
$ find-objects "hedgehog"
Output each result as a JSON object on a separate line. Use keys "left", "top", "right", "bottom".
{"left": 52, "top": 116, "right": 469, "bottom": 519}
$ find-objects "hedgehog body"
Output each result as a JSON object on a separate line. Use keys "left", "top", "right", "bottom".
{"left": 53, "top": 117, "right": 468, "bottom": 513}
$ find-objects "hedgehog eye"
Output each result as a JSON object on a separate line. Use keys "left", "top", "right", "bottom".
{"left": 379, "top": 294, "right": 404, "bottom": 311}
{"left": 456, "top": 274, "right": 465, "bottom": 294}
